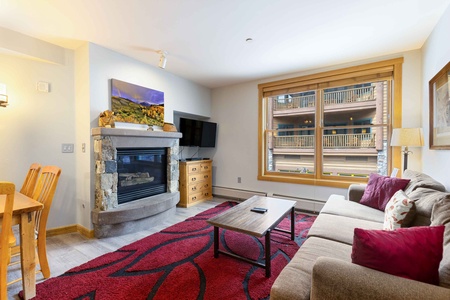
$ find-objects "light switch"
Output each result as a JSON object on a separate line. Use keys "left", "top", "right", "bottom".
{"left": 62, "top": 143, "right": 74, "bottom": 153}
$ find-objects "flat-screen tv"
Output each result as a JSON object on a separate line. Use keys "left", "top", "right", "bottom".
{"left": 179, "top": 118, "right": 217, "bottom": 147}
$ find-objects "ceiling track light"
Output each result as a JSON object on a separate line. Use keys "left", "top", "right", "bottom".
{"left": 157, "top": 50, "right": 168, "bottom": 69}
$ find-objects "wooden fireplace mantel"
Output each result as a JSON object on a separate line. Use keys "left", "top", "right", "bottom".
{"left": 91, "top": 127, "right": 182, "bottom": 139}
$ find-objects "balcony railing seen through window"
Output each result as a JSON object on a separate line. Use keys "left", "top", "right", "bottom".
{"left": 323, "top": 86, "right": 375, "bottom": 105}
{"left": 273, "top": 133, "right": 376, "bottom": 149}
{"left": 273, "top": 94, "right": 316, "bottom": 111}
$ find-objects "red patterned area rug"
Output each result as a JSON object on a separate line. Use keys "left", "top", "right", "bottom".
{"left": 24, "top": 201, "right": 316, "bottom": 300}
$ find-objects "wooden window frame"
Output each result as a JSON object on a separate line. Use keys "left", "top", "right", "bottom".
{"left": 257, "top": 58, "right": 403, "bottom": 189}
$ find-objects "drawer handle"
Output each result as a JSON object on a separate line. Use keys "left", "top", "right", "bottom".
{"left": 192, "top": 196, "right": 197, "bottom": 201}
{"left": 192, "top": 168, "right": 197, "bottom": 171}
{"left": 191, "top": 187, "right": 197, "bottom": 191}
{"left": 191, "top": 178, "right": 197, "bottom": 182}
{"left": 204, "top": 184, "right": 209, "bottom": 188}
{"left": 204, "top": 175, "right": 208, "bottom": 179}
{"left": 204, "top": 166, "right": 209, "bottom": 170}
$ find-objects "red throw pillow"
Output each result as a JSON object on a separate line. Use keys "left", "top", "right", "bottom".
{"left": 351, "top": 226, "right": 444, "bottom": 285}
{"left": 360, "top": 173, "right": 410, "bottom": 211}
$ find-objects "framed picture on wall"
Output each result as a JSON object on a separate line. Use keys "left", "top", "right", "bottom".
{"left": 429, "top": 61, "right": 450, "bottom": 149}
{"left": 111, "top": 79, "right": 164, "bottom": 127}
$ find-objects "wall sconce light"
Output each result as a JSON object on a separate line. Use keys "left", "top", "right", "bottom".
{"left": 157, "top": 50, "right": 167, "bottom": 69}
{"left": 0, "top": 83, "right": 8, "bottom": 107}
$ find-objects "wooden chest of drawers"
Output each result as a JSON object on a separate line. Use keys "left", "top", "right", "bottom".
{"left": 178, "top": 160, "right": 213, "bottom": 207}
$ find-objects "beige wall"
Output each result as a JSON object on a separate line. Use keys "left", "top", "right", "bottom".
{"left": 0, "top": 50, "right": 77, "bottom": 229}
{"left": 421, "top": 4, "right": 450, "bottom": 189}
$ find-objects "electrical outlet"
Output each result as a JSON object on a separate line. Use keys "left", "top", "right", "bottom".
{"left": 237, "top": 177, "right": 241, "bottom": 183}
{"left": 62, "top": 143, "right": 74, "bottom": 153}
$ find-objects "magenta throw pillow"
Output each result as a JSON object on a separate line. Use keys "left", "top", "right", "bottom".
{"left": 351, "top": 226, "right": 444, "bottom": 285}
{"left": 360, "top": 173, "right": 410, "bottom": 211}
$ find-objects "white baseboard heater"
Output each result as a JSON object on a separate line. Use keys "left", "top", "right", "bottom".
{"left": 212, "top": 186, "right": 266, "bottom": 201}
{"left": 212, "top": 187, "right": 324, "bottom": 214}
{"left": 271, "top": 193, "right": 324, "bottom": 214}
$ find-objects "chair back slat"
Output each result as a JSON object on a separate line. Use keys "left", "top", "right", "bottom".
{"left": 0, "top": 182, "right": 15, "bottom": 300}
{"left": 20, "top": 163, "right": 41, "bottom": 198}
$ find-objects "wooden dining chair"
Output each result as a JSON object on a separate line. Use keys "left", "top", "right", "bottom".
{"left": 10, "top": 166, "right": 61, "bottom": 281}
{"left": 9, "top": 163, "right": 42, "bottom": 248}
{"left": 33, "top": 166, "right": 61, "bottom": 278}
{"left": 0, "top": 182, "right": 15, "bottom": 300}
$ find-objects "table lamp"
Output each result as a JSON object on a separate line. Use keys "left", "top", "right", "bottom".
{"left": 390, "top": 128, "right": 424, "bottom": 171}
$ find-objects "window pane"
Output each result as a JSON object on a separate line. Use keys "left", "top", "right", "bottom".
{"left": 266, "top": 91, "right": 316, "bottom": 174}
{"left": 321, "top": 80, "right": 389, "bottom": 177}
{"left": 321, "top": 127, "right": 383, "bottom": 177}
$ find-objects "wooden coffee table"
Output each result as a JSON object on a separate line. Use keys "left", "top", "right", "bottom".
{"left": 207, "top": 195, "right": 296, "bottom": 277}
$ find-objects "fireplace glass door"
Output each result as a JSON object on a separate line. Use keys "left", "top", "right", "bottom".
{"left": 116, "top": 148, "right": 167, "bottom": 204}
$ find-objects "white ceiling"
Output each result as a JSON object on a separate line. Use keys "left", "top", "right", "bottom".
{"left": 0, "top": 0, "right": 449, "bottom": 88}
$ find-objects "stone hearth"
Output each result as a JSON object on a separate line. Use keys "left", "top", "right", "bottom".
{"left": 91, "top": 127, "right": 182, "bottom": 238}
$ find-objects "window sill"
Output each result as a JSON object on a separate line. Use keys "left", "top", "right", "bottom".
{"left": 257, "top": 173, "right": 368, "bottom": 189}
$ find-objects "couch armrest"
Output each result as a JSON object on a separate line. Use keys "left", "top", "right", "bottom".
{"left": 347, "top": 184, "right": 366, "bottom": 202}
{"left": 311, "top": 257, "right": 450, "bottom": 300}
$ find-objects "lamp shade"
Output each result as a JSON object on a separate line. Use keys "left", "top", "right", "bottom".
{"left": 391, "top": 128, "right": 424, "bottom": 147}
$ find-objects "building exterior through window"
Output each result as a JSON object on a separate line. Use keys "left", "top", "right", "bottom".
{"left": 266, "top": 81, "right": 388, "bottom": 178}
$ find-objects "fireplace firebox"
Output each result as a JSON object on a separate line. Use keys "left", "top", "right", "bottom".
{"left": 116, "top": 147, "right": 167, "bottom": 204}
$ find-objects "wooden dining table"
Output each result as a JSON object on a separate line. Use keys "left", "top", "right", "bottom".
{"left": 0, "top": 191, "right": 43, "bottom": 299}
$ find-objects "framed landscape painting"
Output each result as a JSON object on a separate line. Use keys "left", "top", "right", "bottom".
{"left": 429, "top": 61, "right": 450, "bottom": 149}
{"left": 111, "top": 79, "right": 164, "bottom": 127}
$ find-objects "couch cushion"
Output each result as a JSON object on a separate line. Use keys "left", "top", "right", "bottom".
{"left": 312, "top": 256, "right": 450, "bottom": 300}
{"left": 383, "top": 190, "right": 416, "bottom": 230}
{"left": 321, "top": 196, "right": 385, "bottom": 223}
{"left": 431, "top": 198, "right": 450, "bottom": 288}
{"left": 408, "top": 188, "right": 450, "bottom": 226}
{"left": 360, "top": 173, "right": 410, "bottom": 211}
{"left": 307, "top": 213, "right": 383, "bottom": 245}
{"left": 403, "top": 169, "right": 446, "bottom": 194}
{"left": 347, "top": 183, "right": 367, "bottom": 202}
{"left": 270, "top": 237, "right": 352, "bottom": 300}
{"left": 352, "top": 226, "right": 445, "bottom": 285}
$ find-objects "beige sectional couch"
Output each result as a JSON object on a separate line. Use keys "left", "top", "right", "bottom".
{"left": 270, "top": 170, "right": 450, "bottom": 300}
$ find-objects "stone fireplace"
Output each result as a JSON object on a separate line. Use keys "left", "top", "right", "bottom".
{"left": 91, "top": 127, "right": 182, "bottom": 238}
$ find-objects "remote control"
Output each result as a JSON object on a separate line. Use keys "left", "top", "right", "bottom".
{"left": 251, "top": 207, "right": 268, "bottom": 213}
